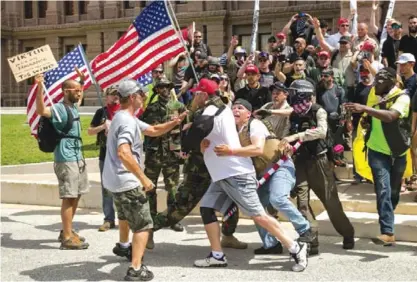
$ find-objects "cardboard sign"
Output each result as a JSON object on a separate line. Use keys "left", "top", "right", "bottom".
{"left": 7, "top": 45, "right": 58, "bottom": 83}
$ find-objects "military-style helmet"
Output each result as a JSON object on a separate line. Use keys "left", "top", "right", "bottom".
{"left": 288, "top": 79, "right": 315, "bottom": 106}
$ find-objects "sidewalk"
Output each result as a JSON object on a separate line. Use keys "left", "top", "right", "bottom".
{"left": 2, "top": 203, "right": 417, "bottom": 281}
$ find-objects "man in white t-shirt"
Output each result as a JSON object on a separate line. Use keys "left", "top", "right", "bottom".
{"left": 190, "top": 81, "right": 308, "bottom": 272}
{"left": 229, "top": 98, "right": 313, "bottom": 257}
{"left": 325, "top": 18, "right": 352, "bottom": 51}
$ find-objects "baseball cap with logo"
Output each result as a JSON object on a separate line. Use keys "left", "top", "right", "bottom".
{"left": 117, "top": 79, "right": 142, "bottom": 97}
{"left": 339, "top": 36, "right": 351, "bottom": 44}
{"left": 396, "top": 53, "right": 416, "bottom": 64}
{"left": 245, "top": 64, "right": 260, "bottom": 74}
{"left": 318, "top": 51, "right": 330, "bottom": 58}
{"left": 259, "top": 51, "right": 269, "bottom": 59}
{"left": 361, "top": 41, "right": 376, "bottom": 52}
{"left": 189, "top": 78, "right": 219, "bottom": 95}
{"left": 338, "top": 18, "right": 349, "bottom": 26}
{"left": 276, "top": 32, "right": 286, "bottom": 39}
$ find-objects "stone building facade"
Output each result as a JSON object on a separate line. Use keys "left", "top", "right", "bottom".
{"left": 1, "top": 1, "right": 414, "bottom": 106}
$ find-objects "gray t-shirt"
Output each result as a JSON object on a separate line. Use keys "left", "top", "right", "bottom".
{"left": 103, "top": 110, "right": 150, "bottom": 193}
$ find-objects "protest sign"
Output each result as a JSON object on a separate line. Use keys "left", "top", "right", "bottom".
{"left": 7, "top": 45, "right": 58, "bottom": 83}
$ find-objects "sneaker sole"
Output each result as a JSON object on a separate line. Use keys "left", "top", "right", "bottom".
{"left": 60, "top": 245, "right": 89, "bottom": 250}
{"left": 371, "top": 238, "right": 395, "bottom": 246}
{"left": 124, "top": 272, "right": 154, "bottom": 281}
{"left": 193, "top": 263, "right": 228, "bottom": 268}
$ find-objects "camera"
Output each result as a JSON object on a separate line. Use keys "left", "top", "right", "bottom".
{"left": 356, "top": 51, "right": 370, "bottom": 63}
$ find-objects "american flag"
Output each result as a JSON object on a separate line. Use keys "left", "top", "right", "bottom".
{"left": 91, "top": 0, "right": 185, "bottom": 89}
{"left": 137, "top": 71, "right": 153, "bottom": 87}
{"left": 26, "top": 45, "right": 91, "bottom": 135}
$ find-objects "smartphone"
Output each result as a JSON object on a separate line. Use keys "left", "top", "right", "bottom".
{"left": 298, "top": 12, "right": 305, "bottom": 18}
{"left": 278, "top": 54, "right": 287, "bottom": 63}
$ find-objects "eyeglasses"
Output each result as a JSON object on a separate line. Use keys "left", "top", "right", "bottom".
{"left": 220, "top": 76, "right": 229, "bottom": 81}
{"left": 65, "top": 88, "right": 82, "bottom": 93}
{"left": 341, "top": 24, "right": 350, "bottom": 27}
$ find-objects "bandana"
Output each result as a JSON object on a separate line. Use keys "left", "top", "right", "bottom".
{"left": 106, "top": 103, "right": 120, "bottom": 120}
{"left": 293, "top": 99, "right": 312, "bottom": 116}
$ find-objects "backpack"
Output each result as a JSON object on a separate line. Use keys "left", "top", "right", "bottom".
{"left": 37, "top": 105, "right": 81, "bottom": 153}
{"left": 181, "top": 105, "right": 226, "bottom": 153}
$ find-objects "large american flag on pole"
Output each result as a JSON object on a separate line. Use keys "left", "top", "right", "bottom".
{"left": 91, "top": 0, "right": 185, "bottom": 89}
{"left": 26, "top": 45, "right": 92, "bottom": 135}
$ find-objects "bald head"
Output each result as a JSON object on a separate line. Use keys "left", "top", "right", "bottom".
{"left": 357, "top": 23, "right": 369, "bottom": 38}
{"left": 62, "top": 79, "right": 81, "bottom": 91}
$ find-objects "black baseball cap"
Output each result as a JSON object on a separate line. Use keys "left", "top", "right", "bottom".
{"left": 270, "top": 81, "right": 289, "bottom": 93}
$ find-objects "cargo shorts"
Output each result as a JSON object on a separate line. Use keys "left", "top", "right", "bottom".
{"left": 112, "top": 187, "right": 154, "bottom": 232}
{"left": 54, "top": 160, "right": 89, "bottom": 199}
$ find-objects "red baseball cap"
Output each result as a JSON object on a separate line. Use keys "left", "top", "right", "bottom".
{"left": 338, "top": 18, "right": 349, "bottom": 26}
{"left": 190, "top": 78, "right": 219, "bottom": 95}
{"left": 276, "top": 32, "right": 286, "bottom": 39}
{"left": 245, "top": 64, "right": 259, "bottom": 74}
{"left": 361, "top": 41, "right": 375, "bottom": 52}
{"left": 318, "top": 51, "right": 330, "bottom": 58}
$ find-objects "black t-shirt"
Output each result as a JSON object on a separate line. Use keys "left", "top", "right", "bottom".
{"left": 90, "top": 107, "right": 107, "bottom": 161}
{"left": 403, "top": 73, "right": 417, "bottom": 100}
{"left": 259, "top": 70, "right": 277, "bottom": 88}
{"left": 382, "top": 36, "right": 401, "bottom": 69}
{"left": 284, "top": 75, "right": 316, "bottom": 89}
{"left": 316, "top": 85, "right": 345, "bottom": 115}
{"left": 351, "top": 83, "right": 372, "bottom": 128}
{"left": 399, "top": 35, "right": 417, "bottom": 72}
{"left": 235, "top": 85, "right": 271, "bottom": 111}
{"left": 290, "top": 19, "right": 314, "bottom": 45}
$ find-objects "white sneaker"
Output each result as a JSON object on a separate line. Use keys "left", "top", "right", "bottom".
{"left": 291, "top": 242, "right": 308, "bottom": 272}
{"left": 194, "top": 252, "right": 228, "bottom": 268}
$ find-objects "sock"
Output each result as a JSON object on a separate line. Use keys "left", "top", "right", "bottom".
{"left": 288, "top": 242, "right": 300, "bottom": 254}
{"left": 211, "top": 251, "right": 224, "bottom": 259}
{"left": 132, "top": 264, "right": 142, "bottom": 271}
{"left": 119, "top": 242, "right": 130, "bottom": 248}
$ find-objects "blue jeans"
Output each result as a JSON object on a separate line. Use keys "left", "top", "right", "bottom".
{"left": 368, "top": 149, "right": 406, "bottom": 235}
{"left": 176, "top": 88, "right": 192, "bottom": 105}
{"left": 99, "top": 160, "right": 115, "bottom": 223}
{"left": 256, "top": 160, "right": 310, "bottom": 248}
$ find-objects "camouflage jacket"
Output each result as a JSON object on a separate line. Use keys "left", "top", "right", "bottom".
{"left": 140, "top": 99, "right": 186, "bottom": 154}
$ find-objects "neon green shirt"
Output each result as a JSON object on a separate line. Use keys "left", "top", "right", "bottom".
{"left": 366, "top": 90, "right": 410, "bottom": 156}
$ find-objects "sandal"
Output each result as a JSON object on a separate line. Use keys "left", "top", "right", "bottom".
{"left": 405, "top": 175, "right": 417, "bottom": 191}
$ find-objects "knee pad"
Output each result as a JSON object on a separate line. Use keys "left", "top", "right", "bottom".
{"left": 200, "top": 207, "right": 217, "bottom": 225}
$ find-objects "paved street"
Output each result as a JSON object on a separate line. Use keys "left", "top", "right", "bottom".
{"left": 1, "top": 203, "right": 417, "bottom": 281}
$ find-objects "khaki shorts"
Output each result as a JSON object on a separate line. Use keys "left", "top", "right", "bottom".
{"left": 112, "top": 187, "right": 153, "bottom": 232}
{"left": 54, "top": 160, "right": 89, "bottom": 199}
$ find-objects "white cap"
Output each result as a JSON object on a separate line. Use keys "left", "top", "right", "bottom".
{"left": 395, "top": 53, "right": 416, "bottom": 64}
{"left": 117, "top": 79, "right": 141, "bottom": 97}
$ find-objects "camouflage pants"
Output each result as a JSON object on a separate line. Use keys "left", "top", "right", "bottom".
{"left": 112, "top": 187, "right": 153, "bottom": 232}
{"left": 145, "top": 150, "right": 180, "bottom": 217}
{"left": 153, "top": 153, "right": 239, "bottom": 236}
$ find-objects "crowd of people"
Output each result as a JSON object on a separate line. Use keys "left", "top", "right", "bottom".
{"left": 33, "top": 9, "right": 417, "bottom": 282}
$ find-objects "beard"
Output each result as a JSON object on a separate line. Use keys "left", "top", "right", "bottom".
{"left": 410, "top": 26, "right": 417, "bottom": 34}
{"left": 68, "top": 94, "right": 79, "bottom": 104}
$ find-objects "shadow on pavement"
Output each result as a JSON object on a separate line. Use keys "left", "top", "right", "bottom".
{"left": 10, "top": 209, "right": 100, "bottom": 217}
{"left": 20, "top": 256, "right": 126, "bottom": 281}
{"left": 1, "top": 233, "right": 58, "bottom": 250}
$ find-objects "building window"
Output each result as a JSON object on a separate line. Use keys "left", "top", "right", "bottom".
{"left": 65, "top": 44, "right": 75, "bottom": 54}
{"left": 79, "top": 1, "right": 88, "bottom": 15}
{"left": 81, "top": 44, "right": 87, "bottom": 54}
{"left": 288, "top": 1, "right": 297, "bottom": 6}
{"left": 202, "top": 25, "right": 207, "bottom": 44}
{"left": 64, "top": 1, "right": 74, "bottom": 16}
{"left": 24, "top": 1, "right": 33, "bottom": 19}
{"left": 118, "top": 31, "right": 126, "bottom": 39}
{"left": 123, "top": 1, "right": 133, "bottom": 9}
{"left": 139, "top": 1, "right": 146, "bottom": 8}
{"left": 38, "top": 1, "right": 47, "bottom": 18}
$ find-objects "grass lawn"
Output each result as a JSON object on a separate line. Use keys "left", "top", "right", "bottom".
{"left": 1, "top": 114, "right": 99, "bottom": 165}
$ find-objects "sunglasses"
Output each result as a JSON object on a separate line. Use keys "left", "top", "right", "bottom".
{"left": 339, "top": 42, "right": 348, "bottom": 45}
{"left": 65, "top": 88, "right": 82, "bottom": 92}
{"left": 153, "top": 70, "right": 163, "bottom": 74}
{"left": 220, "top": 76, "right": 228, "bottom": 81}
{"left": 195, "top": 36, "right": 202, "bottom": 38}
{"left": 340, "top": 24, "right": 350, "bottom": 27}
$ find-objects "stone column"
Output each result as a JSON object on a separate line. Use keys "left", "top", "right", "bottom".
{"left": 45, "top": 36, "right": 62, "bottom": 61}
{"left": 86, "top": 32, "right": 102, "bottom": 61}
{"left": 103, "top": 1, "right": 120, "bottom": 19}
{"left": 8, "top": 39, "right": 21, "bottom": 95}
{"left": 87, "top": 1, "right": 102, "bottom": 20}
{"left": 46, "top": 1, "right": 62, "bottom": 25}
{"left": 206, "top": 20, "right": 226, "bottom": 56}
{"left": 5, "top": 1, "right": 22, "bottom": 27}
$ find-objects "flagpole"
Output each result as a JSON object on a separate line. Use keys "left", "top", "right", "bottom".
{"left": 250, "top": 0, "right": 260, "bottom": 54}
{"left": 77, "top": 43, "right": 104, "bottom": 107}
{"left": 41, "top": 82, "right": 62, "bottom": 122}
{"left": 166, "top": 0, "right": 200, "bottom": 84}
